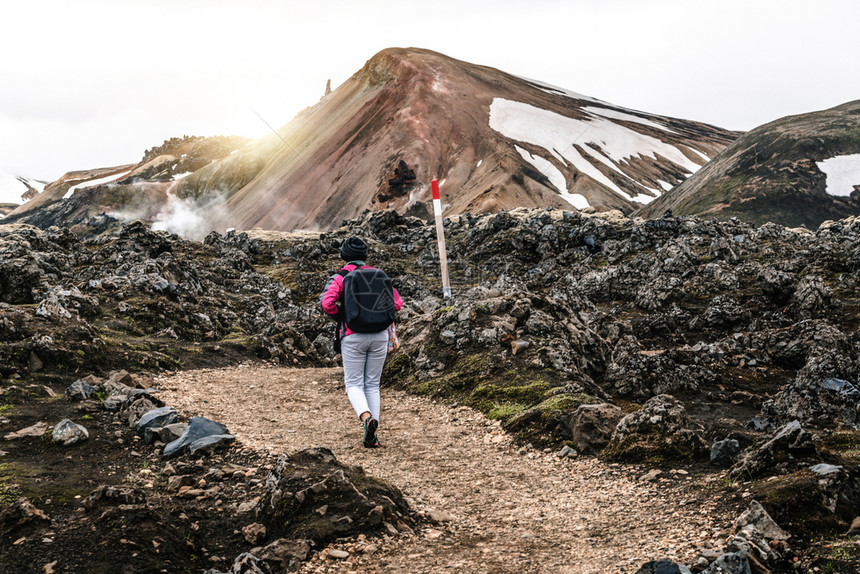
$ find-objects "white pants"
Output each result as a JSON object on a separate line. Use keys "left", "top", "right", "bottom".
{"left": 341, "top": 330, "right": 388, "bottom": 422}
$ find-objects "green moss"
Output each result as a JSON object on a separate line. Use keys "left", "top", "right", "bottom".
{"left": 466, "top": 381, "right": 551, "bottom": 412}
{"left": 503, "top": 393, "right": 599, "bottom": 447}
{"left": 488, "top": 403, "right": 526, "bottom": 421}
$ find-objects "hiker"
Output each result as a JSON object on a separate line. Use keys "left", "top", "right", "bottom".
{"left": 320, "top": 237, "right": 402, "bottom": 448}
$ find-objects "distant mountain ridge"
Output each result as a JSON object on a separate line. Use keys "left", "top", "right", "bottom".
{"left": 638, "top": 100, "right": 860, "bottom": 228}
{"left": 3, "top": 47, "right": 739, "bottom": 234}
{"left": 174, "top": 48, "right": 738, "bottom": 231}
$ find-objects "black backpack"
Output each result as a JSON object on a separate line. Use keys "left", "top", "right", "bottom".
{"left": 339, "top": 266, "right": 396, "bottom": 333}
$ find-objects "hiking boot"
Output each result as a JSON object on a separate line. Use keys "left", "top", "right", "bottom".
{"left": 362, "top": 417, "right": 378, "bottom": 448}
{"left": 369, "top": 435, "right": 381, "bottom": 448}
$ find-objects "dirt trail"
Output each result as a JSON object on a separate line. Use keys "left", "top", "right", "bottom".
{"left": 156, "top": 365, "right": 734, "bottom": 574}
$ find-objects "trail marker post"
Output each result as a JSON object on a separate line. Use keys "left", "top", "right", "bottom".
{"left": 431, "top": 178, "right": 452, "bottom": 299}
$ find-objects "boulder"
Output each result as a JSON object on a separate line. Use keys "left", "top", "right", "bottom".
{"left": 145, "top": 422, "right": 188, "bottom": 445}
{"left": 710, "top": 439, "right": 741, "bottom": 467}
{"left": 790, "top": 275, "right": 832, "bottom": 318}
{"left": 64, "top": 379, "right": 95, "bottom": 401}
{"left": 254, "top": 538, "right": 311, "bottom": 571}
{"left": 604, "top": 395, "right": 708, "bottom": 463}
{"left": 103, "top": 370, "right": 136, "bottom": 393}
{"left": 204, "top": 552, "right": 268, "bottom": 574}
{"left": 134, "top": 406, "right": 178, "bottom": 435}
{"left": 256, "top": 447, "right": 413, "bottom": 542}
{"left": 124, "top": 397, "right": 156, "bottom": 428}
{"left": 731, "top": 421, "right": 816, "bottom": 479}
{"left": 733, "top": 500, "right": 790, "bottom": 540}
{"left": 761, "top": 349, "right": 860, "bottom": 428}
{"left": 51, "top": 419, "right": 89, "bottom": 445}
{"left": 242, "top": 523, "right": 267, "bottom": 545}
{"left": 602, "top": 336, "right": 716, "bottom": 399}
{"left": 567, "top": 403, "right": 623, "bottom": 453}
{"left": 163, "top": 416, "right": 232, "bottom": 459}
{"left": 187, "top": 434, "right": 236, "bottom": 456}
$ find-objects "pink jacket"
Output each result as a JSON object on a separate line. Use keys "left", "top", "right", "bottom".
{"left": 321, "top": 264, "right": 403, "bottom": 337}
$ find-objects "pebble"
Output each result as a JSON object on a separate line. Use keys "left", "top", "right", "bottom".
{"left": 639, "top": 470, "right": 662, "bottom": 482}
{"left": 427, "top": 510, "right": 455, "bottom": 523}
{"left": 327, "top": 549, "right": 350, "bottom": 559}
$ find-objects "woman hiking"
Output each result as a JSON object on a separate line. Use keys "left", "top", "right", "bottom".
{"left": 320, "top": 237, "right": 402, "bottom": 448}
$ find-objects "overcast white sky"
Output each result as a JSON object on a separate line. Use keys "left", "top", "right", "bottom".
{"left": 2, "top": 0, "right": 859, "bottom": 183}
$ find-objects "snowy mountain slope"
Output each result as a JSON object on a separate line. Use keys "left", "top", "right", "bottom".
{"left": 4, "top": 48, "right": 739, "bottom": 234}
{"left": 174, "top": 48, "right": 738, "bottom": 232}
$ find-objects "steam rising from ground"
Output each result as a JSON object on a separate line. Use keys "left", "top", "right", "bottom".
{"left": 109, "top": 191, "right": 230, "bottom": 241}
{"left": 151, "top": 193, "right": 229, "bottom": 240}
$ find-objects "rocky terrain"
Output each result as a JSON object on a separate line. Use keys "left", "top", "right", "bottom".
{"left": 639, "top": 99, "right": 860, "bottom": 228}
{"left": 2, "top": 208, "right": 860, "bottom": 572}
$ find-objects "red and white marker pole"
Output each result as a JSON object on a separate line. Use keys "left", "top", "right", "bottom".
{"left": 431, "top": 178, "right": 452, "bottom": 299}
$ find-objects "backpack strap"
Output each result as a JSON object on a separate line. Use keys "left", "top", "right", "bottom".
{"left": 337, "top": 269, "right": 349, "bottom": 277}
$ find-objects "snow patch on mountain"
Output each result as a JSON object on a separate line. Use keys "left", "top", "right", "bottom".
{"left": 817, "top": 154, "right": 860, "bottom": 197}
{"left": 514, "top": 145, "right": 566, "bottom": 192}
{"left": 583, "top": 106, "right": 674, "bottom": 133}
{"left": 63, "top": 169, "right": 135, "bottom": 199}
{"left": 488, "top": 98, "right": 702, "bottom": 205}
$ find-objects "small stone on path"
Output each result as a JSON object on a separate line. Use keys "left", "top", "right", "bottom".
{"left": 428, "top": 509, "right": 455, "bottom": 523}
{"left": 640, "top": 469, "right": 662, "bottom": 482}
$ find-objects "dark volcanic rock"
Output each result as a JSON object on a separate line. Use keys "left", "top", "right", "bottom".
{"left": 135, "top": 406, "right": 178, "bottom": 435}
{"left": 710, "top": 439, "right": 741, "bottom": 467}
{"left": 702, "top": 552, "right": 751, "bottom": 574}
{"left": 382, "top": 159, "right": 418, "bottom": 201}
{"left": 163, "top": 416, "right": 234, "bottom": 458}
{"left": 256, "top": 447, "right": 413, "bottom": 543}
{"left": 731, "top": 421, "right": 816, "bottom": 479}
{"left": 64, "top": 379, "right": 95, "bottom": 401}
{"left": 604, "top": 395, "right": 708, "bottom": 463}
{"left": 603, "top": 336, "right": 717, "bottom": 399}
{"left": 762, "top": 349, "right": 860, "bottom": 427}
{"left": 567, "top": 403, "right": 623, "bottom": 454}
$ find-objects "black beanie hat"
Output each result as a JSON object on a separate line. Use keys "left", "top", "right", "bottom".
{"left": 340, "top": 236, "right": 368, "bottom": 261}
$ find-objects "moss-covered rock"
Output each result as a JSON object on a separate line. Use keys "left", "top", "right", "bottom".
{"left": 601, "top": 394, "right": 708, "bottom": 464}
{"left": 503, "top": 393, "right": 601, "bottom": 447}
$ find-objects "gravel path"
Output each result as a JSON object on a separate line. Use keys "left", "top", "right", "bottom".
{"left": 156, "top": 364, "right": 734, "bottom": 574}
